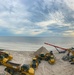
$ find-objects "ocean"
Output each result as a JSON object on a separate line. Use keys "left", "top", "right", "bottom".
{"left": 0, "top": 36, "right": 74, "bottom": 51}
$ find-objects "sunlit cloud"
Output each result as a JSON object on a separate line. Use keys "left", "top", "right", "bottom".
{"left": 63, "top": 30, "right": 74, "bottom": 37}
{"left": 36, "top": 20, "right": 56, "bottom": 27}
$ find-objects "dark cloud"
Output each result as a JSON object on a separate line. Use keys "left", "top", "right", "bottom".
{"left": 47, "top": 24, "right": 69, "bottom": 33}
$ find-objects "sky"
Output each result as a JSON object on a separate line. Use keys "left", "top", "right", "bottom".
{"left": 0, "top": 0, "right": 74, "bottom": 37}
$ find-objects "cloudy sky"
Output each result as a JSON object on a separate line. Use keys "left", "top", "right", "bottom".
{"left": 0, "top": 0, "right": 74, "bottom": 36}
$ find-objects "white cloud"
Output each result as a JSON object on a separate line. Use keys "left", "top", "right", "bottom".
{"left": 36, "top": 20, "right": 56, "bottom": 27}
{"left": 11, "top": 28, "right": 45, "bottom": 36}
{"left": 49, "top": 11, "right": 64, "bottom": 23}
{"left": 36, "top": 10, "right": 71, "bottom": 28}
{"left": 0, "top": 0, "right": 32, "bottom": 35}
{"left": 36, "top": 11, "right": 64, "bottom": 28}
{"left": 63, "top": 30, "right": 74, "bottom": 37}
{"left": 0, "top": 0, "right": 74, "bottom": 36}
{"left": 65, "top": 30, "right": 73, "bottom": 33}
{"left": 64, "top": 0, "right": 74, "bottom": 10}
{"left": 0, "top": 19, "right": 10, "bottom": 28}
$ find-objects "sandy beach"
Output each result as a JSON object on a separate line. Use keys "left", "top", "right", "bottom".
{"left": 0, "top": 49, "right": 74, "bottom": 75}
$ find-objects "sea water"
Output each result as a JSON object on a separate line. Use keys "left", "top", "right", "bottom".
{"left": 0, "top": 36, "right": 74, "bottom": 51}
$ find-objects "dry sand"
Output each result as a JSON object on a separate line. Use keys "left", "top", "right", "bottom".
{"left": 0, "top": 50, "right": 74, "bottom": 75}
